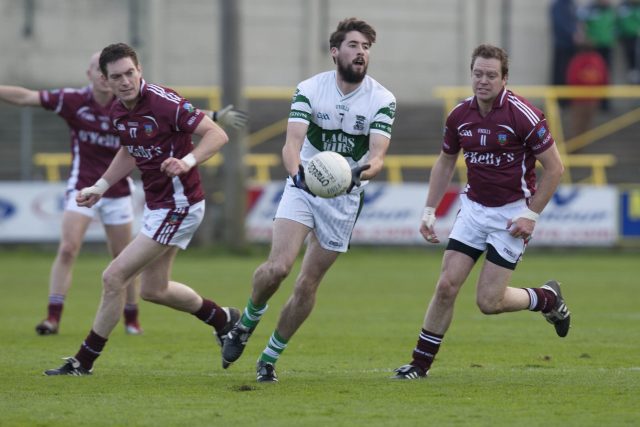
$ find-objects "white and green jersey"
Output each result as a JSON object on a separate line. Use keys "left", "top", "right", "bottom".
{"left": 289, "top": 70, "right": 396, "bottom": 185}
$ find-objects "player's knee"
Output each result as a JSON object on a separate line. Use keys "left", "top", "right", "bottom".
{"left": 476, "top": 296, "right": 501, "bottom": 315}
{"left": 139, "top": 287, "right": 161, "bottom": 303}
{"left": 434, "top": 278, "right": 460, "bottom": 303}
{"left": 101, "top": 266, "right": 127, "bottom": 294}
{"left": 262, "top": 261, "right": 291, "bottom": 286}
{"left": 57, "top": 241, "right": 81, "bottom": 264}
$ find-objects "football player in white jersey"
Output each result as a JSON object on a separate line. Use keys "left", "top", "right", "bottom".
{"left": 222, "top": 18, "right": 396, "bottom": 382}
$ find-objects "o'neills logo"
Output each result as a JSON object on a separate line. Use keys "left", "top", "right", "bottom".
{"left": 307, "top": 161, "right": 331, "bottom": 186}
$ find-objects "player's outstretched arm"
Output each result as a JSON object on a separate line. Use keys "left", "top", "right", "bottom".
{"left": 0, "top": 85, "right": 41, "bottom": 107}
{"left": 206, "top": 104, "right": 249, "bottom": 130}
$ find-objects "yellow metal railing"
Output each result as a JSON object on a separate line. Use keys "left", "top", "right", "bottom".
{"left": 34, "top": 152, "right": 615, "bottom": 186}
{"left": 34, "top": 86, "right": 627, "bottom": 185}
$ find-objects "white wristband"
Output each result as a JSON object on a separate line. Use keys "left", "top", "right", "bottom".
{"left": 80, "top": 177, "right": 110, "bottom": 197}
{"left": 181, "top": 153, "right": 197, "bottom": 169}
{"left": 513, "top": 207, "right": 540, "bottom": 222}
{"left": 422, "top": 206, "right": 436, "bottom": 228}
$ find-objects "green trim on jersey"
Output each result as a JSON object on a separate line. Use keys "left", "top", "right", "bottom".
{"left": 292, "top": 92, "right": 311, "bottom": 107}
{"left": 370, "top": 121, "right": 392, "bottom": 134}
{"left": 307, "top": 122, "right": 370, "bottom": 161}
{"left": 290, "top": 109, "right": 311, "bottom": 121}
{"left": 376, "top": 106, "right": 396, "bottom": 119}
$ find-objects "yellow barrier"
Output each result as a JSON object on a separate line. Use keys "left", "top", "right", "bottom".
{"left": 35, "top": 152, "right": 614, "bottom": 186}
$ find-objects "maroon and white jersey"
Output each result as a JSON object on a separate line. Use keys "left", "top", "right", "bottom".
{"left": 110, "top": 80, "right": 205, "bottom": 209}
{"left": 443, "top": 88, "right": 555, "bottom": 207}
{"left": 39, "top": 85, "right": 130, "bottom": 198}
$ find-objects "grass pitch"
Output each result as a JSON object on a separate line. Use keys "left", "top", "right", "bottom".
{"left": 0, "top": 246, "right": 638, "bottom": 426}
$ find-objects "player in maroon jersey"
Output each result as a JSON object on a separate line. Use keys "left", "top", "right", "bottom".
{"left": 393, "top": 44, "right": 571, "bottom": 380}
{"left": 44, "top": 43, "right": 238, "bottom": 376}
{"left": 0, "top": 53, "right": 143, "bottom": 336}
{"left": 0, "top": 55, "right": 246, "bottom": 338}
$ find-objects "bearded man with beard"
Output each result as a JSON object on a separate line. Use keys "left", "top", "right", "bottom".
{"left": 220, "top": 17, "right": 396, "bottom": 383}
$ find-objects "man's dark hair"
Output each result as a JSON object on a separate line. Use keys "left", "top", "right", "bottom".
{"left": 99, "top": 43, "right": 139, "bottom": 76}
{"left": 329, "top": 18, "right": 376, "bottom": 49}
{"left": 471, "top": 44, "right": 509, "bottom": 78}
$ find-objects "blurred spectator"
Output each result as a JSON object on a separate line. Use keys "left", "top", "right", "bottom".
{"left": 550, "top": 0, "right": 579, "bottom": 89}
{"left": 578, "top": 0, "right": 616, "bottom": 109}
{"left": 566, "top": 45, "right": 609, "bottom": 139}
{"left": 617, "top": 0, "right": 640, "bottom": 83}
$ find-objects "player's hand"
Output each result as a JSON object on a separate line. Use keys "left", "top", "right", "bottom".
{"left": 76, "top": 178, "right": 109, "bottom": 207}
{"left": 419, "top": 207, "right": 439, "bottom": 243}
{"left": 160, "top": 156, "right": 192, "bottom": 177}
{"left": 507, "top": 208, "right": 539, "bottom": 241}
{"left": 214, "top": 104, "right": 249, "bottom": 130}
{"left": 290, "top": 164, "right": 315, "bottom": 196}
{"left": 347, "top": 164, "right": 371, "bottom": 193}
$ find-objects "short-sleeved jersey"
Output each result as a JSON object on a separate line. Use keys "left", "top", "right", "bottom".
{"left": 110, "top": 80, "right": 205, "bottom": 209}
{"left": 39, "top": 85, "right": 130, "bottom": 198}
{"left": 289, "top": 71, "right": 396, "bottom": 187}
{"left": 443, "top": 88, "right": 555, "bottom": 207}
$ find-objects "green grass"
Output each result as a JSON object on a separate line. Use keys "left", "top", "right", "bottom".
{"left": 1, "top": 247, "right": 638, "bottom": 426}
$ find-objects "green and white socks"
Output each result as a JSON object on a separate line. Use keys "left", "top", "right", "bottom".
{"left": 260, "top": 330, "right": 288, "bottom": 364}
{"left": 239, "top": 298, "right": 289, "bottom": 365}
{"left": 239, "top": 298, "right": 267, "bottom": 330}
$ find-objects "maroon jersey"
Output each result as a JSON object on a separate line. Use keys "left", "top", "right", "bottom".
{"left": 110, "top": 80, "right": 205, "bottom": 209}
{"left": 39, "top": 85, "right": 130, "bottom": 198}
{"left": 443, "top": 88, "right": 555, "bottom": 207}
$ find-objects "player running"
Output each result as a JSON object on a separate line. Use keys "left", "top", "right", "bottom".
{"left": 0, "top": 53, "right": 247, "bottom": 337}
{"left": 221, "top": 18, "right": 396, "bottom": 382}
{"left": 44, "top": 43, "right": 237, "bottom": 375}
{"left": 392, "top": 44, "right": 571, "bottom": 380}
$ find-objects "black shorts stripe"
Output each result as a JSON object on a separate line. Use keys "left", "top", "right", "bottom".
{"left": 446, "top": 238, "right": 483, "bottom": 262}
{"left": 446, "top": 239, "right": 517, "bottom": 270}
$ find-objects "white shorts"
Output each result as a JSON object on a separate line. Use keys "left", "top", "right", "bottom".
{"left": 449, "top": 194, "right": 528, "bottom": 265}
{"left": 275, "top": 178, "right": 362, "bottom": 253}
{"left": 65, "top": 190, "right": 134, "bottom": 225}
{"left": 140, "top": 200, "right": 205, "bottom": 249}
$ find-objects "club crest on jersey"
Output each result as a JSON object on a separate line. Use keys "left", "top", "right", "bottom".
{"left": 353, "top": 115, "right": 365, "bottom": 131}
{"left": 537, "top": 126, "right": 547, "bottom": 139}
{"left": 144, "top": 124, "right": 154, "bottom": 135}
{"left": 497, "top": 133, "right": 508, "bottom": 145}
{"left": 183, "top": 102, "right": 195, "bottom": 113}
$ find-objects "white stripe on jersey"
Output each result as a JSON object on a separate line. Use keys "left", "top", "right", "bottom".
{"left": 508, "top": 95, "right": 539, "bottom": 126}
{"left": 146, "top": 84, "right": 181, "bottom": 104}
{"left": 458, "top": 122, "right": 473, "bottom": 132}
{"left": 499, "top": 90, "right": 508, "bottom": 105}
{"left": 519, "top": 155, "right": 532, "bottom": 198}
{"left": 67, "top": 139, "right": 81, "bottom": 192}
{"left": 497, "top": 124, "right": 515, "bottom": 134}
{"left": 171, "top": 175, "right": 189, "bottom": 208}
{"left": 142, "top": 115, "right": 158, "bottom": 127}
